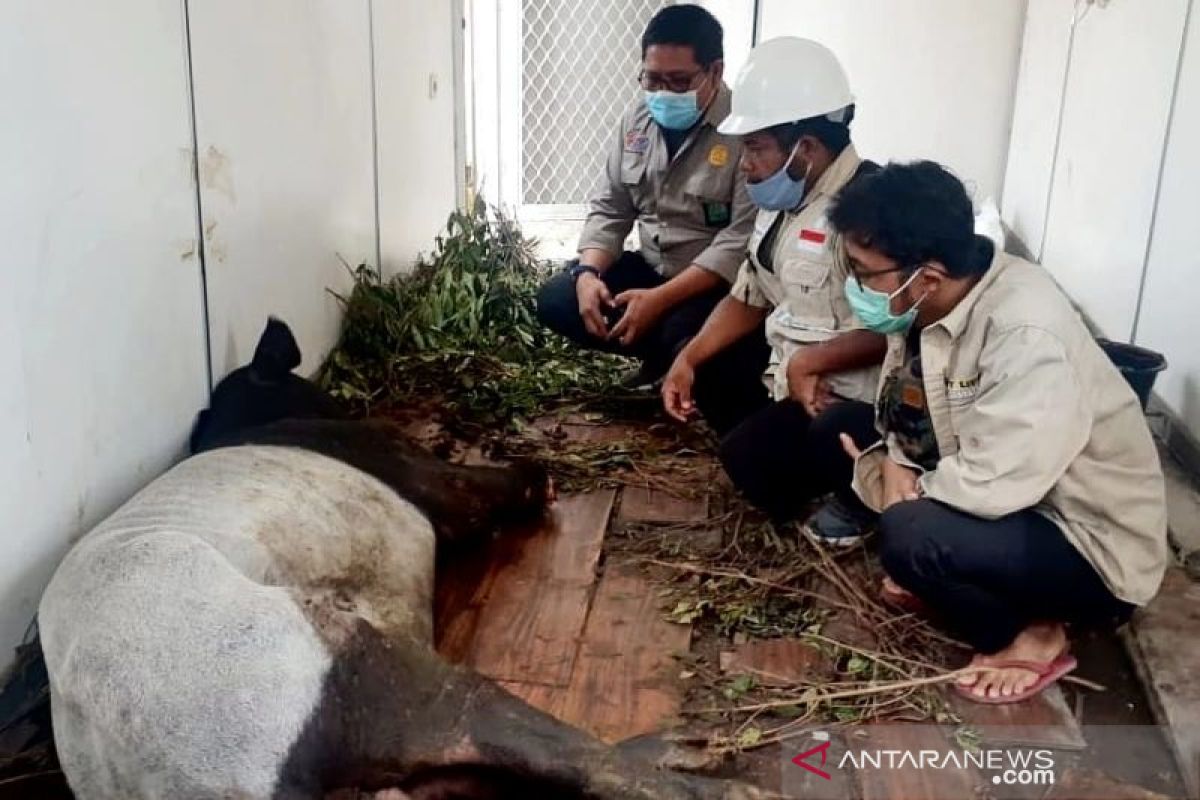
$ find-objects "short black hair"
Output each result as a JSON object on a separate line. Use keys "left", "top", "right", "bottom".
{"left": 763, "top": 105, "right": 856, "bottom": 155}
{"left": 642, "top": 5, "right": 724, "bottom": 68}
{"left": 828, "top": 160, "right": 990, "bottom": 278}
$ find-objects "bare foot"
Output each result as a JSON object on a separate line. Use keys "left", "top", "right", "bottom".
{"left": 956, "top": 622, "right": 1069, "bottom": 700}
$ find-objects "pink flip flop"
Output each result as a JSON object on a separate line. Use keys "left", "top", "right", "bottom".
{"left": 954, "top": 652, "right": 1079, "bottom": 705}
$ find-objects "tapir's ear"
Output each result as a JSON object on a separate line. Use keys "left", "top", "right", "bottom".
{"left": 188, "top": 409, "right": 210, "bottom": 454}
{"left": 250, "top": 317, "right": 302, "bottom": 381}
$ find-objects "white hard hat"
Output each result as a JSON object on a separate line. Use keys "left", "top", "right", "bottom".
{"left": 718, "top": 37, "right": 853, "bottom": 135}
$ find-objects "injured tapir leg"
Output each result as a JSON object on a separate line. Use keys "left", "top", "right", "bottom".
{"left": 198, "top": 417, "right": 553, "bottom": 544}
{"left": 281, "top": 621, "right": 773, "bottom": 800}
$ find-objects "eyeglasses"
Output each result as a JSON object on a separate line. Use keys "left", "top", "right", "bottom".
{"left": 637, "top": 68, "right": 707, "bottom": 93}
{"left": 850, "top": 264, "right": 912, "bottom": 290}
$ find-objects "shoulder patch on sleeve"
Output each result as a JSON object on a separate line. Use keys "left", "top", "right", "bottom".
{"left": 624, "top": 131, "right": 650, "bottom": 154}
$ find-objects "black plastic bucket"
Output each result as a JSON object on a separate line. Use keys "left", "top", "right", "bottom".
{"left": 1096, "top": 339, "right": 1167, "bottom": 411}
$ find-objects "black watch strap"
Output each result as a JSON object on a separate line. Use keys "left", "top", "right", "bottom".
{"left": 569, "top": 263, "right": 601, "bottom": 281}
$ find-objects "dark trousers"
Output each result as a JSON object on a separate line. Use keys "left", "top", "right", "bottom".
{"left": 718, "top": 397, "right": 881, "bottom": 523}
{"left": 691, "top": 324, "right": 774, "bottom": 437}
{"left": 879, "top": 499, "right": 1136, "bottom": 653}
{"left": 535, "top": 251, "right": 727, "bottom": 380}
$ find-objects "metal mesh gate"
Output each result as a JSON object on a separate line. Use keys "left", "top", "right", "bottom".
{"left": 521, "top": 0, "right": 673, "bottom": 209}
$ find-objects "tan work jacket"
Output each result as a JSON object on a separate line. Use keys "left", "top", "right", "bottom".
{"left": 852, "top": 252, "right": 1168, "bottom": 605}
{"left": 729, "top": 145, "right": 879, "bottom": 402}
{"left": 578, "top": 84, "right": 754, "bottom": 282}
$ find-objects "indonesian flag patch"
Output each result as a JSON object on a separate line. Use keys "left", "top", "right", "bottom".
{"left": 796, "top": 227, "right": 827, "bottom": 255}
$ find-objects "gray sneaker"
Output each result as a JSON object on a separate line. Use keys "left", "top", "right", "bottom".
{"left": 801, "top": 497, "right": 875, "bottom": 548}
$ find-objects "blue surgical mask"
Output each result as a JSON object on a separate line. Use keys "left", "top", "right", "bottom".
{"left": 644, "top": 89, "right": 702, "bottom": 130}
{"left": 844, "top": 269, "right": 926, "bottom": 334}
{"left": 745, "top": 143, "right": 806, "bottom": 211}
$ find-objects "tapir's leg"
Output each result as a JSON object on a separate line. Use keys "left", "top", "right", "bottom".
{"left": 436, "top": 672, "right": 770, "bottom": 800}
{"left": 206, "top": 418, "right": 552, "bottom": 543}
{"left": 285, "top": 622, "right": 774, "bottom": 800}
{"left": 400, "top": 458, "right": 553, "bottom": 544}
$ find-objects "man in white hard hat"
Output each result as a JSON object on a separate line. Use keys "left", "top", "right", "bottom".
{"left": 661, "top": 37, "right": 886, "bottom": 543}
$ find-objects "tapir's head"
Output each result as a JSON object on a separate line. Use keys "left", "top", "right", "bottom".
{"left": 189, "top": 318, "right": 347, "bottom": 454}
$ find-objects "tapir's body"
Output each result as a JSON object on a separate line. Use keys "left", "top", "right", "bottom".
{"left": 40, "top": 445, "right": 432, "bottom": 798}
{"left": 38, "top": 320, "right": 769, "bottom": 800}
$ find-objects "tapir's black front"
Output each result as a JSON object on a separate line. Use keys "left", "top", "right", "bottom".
{"left": 191, "top": 318, "right": 550, "bottom": 541}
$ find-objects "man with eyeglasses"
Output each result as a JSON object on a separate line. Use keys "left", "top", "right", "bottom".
{"left": 830, "top": 160, "right": 1166, "bottom": 705}
{"left": 535, "top": 4, "right": 754, "bottom": 390}
{"left": 660, "top": 37, "right": 886, "bottom": 543}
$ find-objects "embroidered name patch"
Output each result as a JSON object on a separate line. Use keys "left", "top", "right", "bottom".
{"left": 945, "top": 374, "right": 981, "bottom": 403}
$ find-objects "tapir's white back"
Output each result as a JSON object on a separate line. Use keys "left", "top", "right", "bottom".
{"left": 39, "top": 446, "right": 437, "bottom": 799}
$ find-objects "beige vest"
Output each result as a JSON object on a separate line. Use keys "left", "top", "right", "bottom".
{"left": 729, "top": 145, "right": 879, "bottom": 402}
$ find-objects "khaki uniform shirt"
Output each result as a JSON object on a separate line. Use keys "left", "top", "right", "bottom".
{"left": 851, "top": 252, "right": 1168, "bottom": 605}
{"left": 728, "top": 145, "right": 880, "bottom": 402}
{"left": 577, "top": 84, "right": 754, "bottom": 282}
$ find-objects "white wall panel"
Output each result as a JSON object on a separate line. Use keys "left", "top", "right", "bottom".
{"left": 1038, "top": 0, "right": 1188, "bottom": 339}
{"left": 188, "top": 0, "right": 378, "bottom": 378}
{"left": 0, "top": 0, "right": 208, "bottom": 661}
{"left": 374, "top": 0, "right": 460, "bottom": 273}
{"left": 1135, "top": 1, "right": 1200, "bottom": 438}
{"left": 698, "top": 0, "right": 756, "bottom": 81}
{"left": 758, "top": 0, "right": 1026, "bottom": 202}
{"left": 1000, "top": 0, "right": 1075, "bottom": 254}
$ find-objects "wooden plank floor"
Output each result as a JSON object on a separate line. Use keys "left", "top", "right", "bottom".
{"left": 720, "top": 638, "right": 831, "bottom": 686}
{"left": 1124, "top": 567, "right": 1200, "bottom": 800}
{"left": 554, "top": 563, "right": 692, "bottom": 742}
{"left": 435, "top": 485, "right": 696, "bottom": 743}
{"left": 946, "top": 683, "right": 1087, "bottom": 751}
{"left": 1045, "top": 768, "right": 1174, "bottom": 800}
{"left": 432, "top": 418, "right": 1196, "bottom": 798}
{"left": 436, "top": 479, "right": 1102, "bottom": 791}
{"left": 854, "top": 725, "right": 984, "bottom": 800}
{"left": 618, "top": 485, "right": 709, "bottom": 525}
{"left": 437, "top": 491, "right": 614, "bottom": 687}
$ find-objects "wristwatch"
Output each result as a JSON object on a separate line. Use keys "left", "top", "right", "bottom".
{"left": 569, "top": 263, "right": 601, "bottom": 282}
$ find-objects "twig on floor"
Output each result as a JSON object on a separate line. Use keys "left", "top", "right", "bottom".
{"left": 690, "top": 668, "right": 978, "bottom": 716}
{"left": 636, "top": 558, "right": 862, "bottom": 615}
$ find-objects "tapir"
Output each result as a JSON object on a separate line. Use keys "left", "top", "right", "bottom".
{"left": 38, "top": 319, "right": 772, "bottom": 800}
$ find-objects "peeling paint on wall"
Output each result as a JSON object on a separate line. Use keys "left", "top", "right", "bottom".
{"left": 200, "top": 145, "right": 236, "bottom": 204}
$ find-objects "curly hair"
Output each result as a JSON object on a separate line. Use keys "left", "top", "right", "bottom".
{"left": 828, "top": 160, "right": 989, "bottom": 278}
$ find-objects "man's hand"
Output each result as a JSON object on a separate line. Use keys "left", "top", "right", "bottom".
{"left": 575, "top": 272, "right": 614, "bottom": 339}
{"left": 610, "top": 288, "right": 668, "bottom": 347}
{"left": 786, "top": 352, "right": 836, "bottom": 417}
{"left": 840, "top": 434, "right": 921, "bottom": 510}
{"left": 662, "top": 355, "right": 698, "bottom": 423}
{"left": 881, "top": 457, "right": 921, "bottom": 509}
